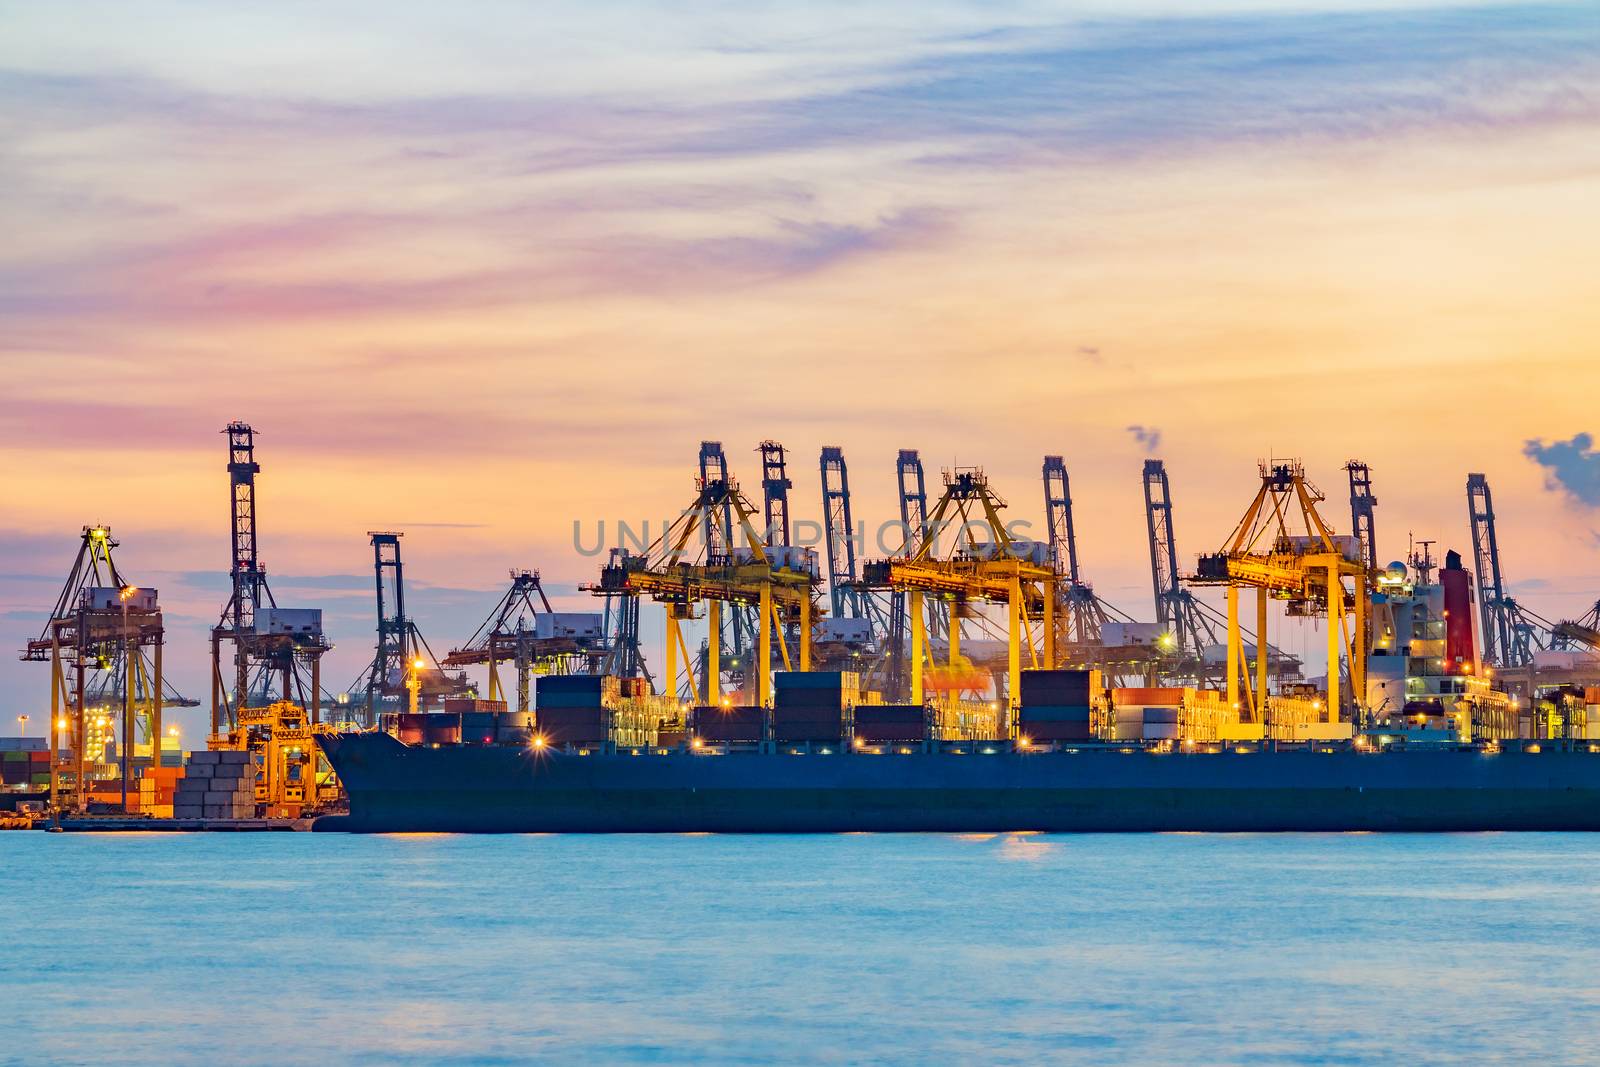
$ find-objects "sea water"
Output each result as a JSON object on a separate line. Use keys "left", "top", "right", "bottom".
{"left": 6, "top": 831, "right": 1600, "bottom": 1065}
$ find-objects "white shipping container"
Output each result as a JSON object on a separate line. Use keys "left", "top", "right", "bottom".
{"left": 81, "top": 586, "right": 158, "bottom": 611}
{"left": 256, "top": 608, "right": 323, "bottom": 636}
{"left": 818, "top": 617, "right": 873, "bottom": 646}
{"left": 535, "top": 613, "right": 604, "bottom": 641}
{"left": 1101, "top": 622, "right": 1164, "bottom": 647}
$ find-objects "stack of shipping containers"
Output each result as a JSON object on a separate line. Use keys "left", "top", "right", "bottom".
{"left": 772, "top": 671, "right": 857, "bottom": 745}
{"left": 0, "top": 737, "right": 49, "bottom": 805}
{"left": 535, "top": 675, "right": 656, "bottom": 748}
{"left": 1017, "top": 670, "right": 1099, "bottom": 743}
{"left": 853, "top": 704, "right": 928, "bottom": 745}
{"left": 536, "top": 674, "right": 620, "bottom": 748}
{"left": 1111, "top": 687, "right": 1187, "bottom": 742}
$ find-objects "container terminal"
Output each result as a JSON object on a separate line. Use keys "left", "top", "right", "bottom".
{"left": 9, "top": 424, "right": 1600, "bottom": 831}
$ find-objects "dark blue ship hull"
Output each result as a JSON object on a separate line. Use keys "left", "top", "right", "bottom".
{"left": 314, "top": 732, "right": 1600, "bottom": 833}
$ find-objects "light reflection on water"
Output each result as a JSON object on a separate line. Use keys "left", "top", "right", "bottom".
{"left": 10, "top": 831, "right": 1600, "bottom": 1065}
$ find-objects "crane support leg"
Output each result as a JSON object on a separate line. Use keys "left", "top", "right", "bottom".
{"left": 665, "top": 614, "right": 678, "bottom": 703}
{"left": 1226, "top": 585, "right": 1241, "bottom": 713}
{"left": 1255, "top": 587, "right": 1268, "bottom": 723}
{"left": 50, "top": 628, "right": 61, "bottom": 815}
{"left": 707, "top": 601, "right": 721, "bottom": 706}
{"left": 310, "top": 654, "right": 320, "bottom": 725}
{"left": 949, "top": 605, "right": 961, "bottom": 668}
{"left": 1043, "top": 578, "right": 1056, "bottom": 670}
{"left": 210, "top": 633, "right": 223, "bottom": 737}
{"left": 1008, "top": 578, "right": 1022, "bottom": 734}
{"left": 759, "top": 584, "right": 773, "bottom": 708}
{"left": 1353, "top": 582, "right": 1366, "bottom": 711}
{"left": 1327, "top": 565, "right": 1342, "bottom": 720}
{"left": 799, "top": 597, "right": 812, "bottom": 672}
{"left": 910, "top": 590, "right": 925, "bottom": 706}
{"left": 152, "top": 640, "right": 163, "bottom": 768}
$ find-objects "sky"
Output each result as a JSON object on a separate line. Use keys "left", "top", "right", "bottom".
{"left": 2, "top": 0, "right": 1598, "bottom": 737}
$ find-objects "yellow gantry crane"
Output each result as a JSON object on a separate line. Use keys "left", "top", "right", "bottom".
{"left": 1189, "top": 461, "right": 1370, "bottom": 724}
{"left": 861, "top": 469, "right": 1058, "bottom": 726}
{"left": 587, "top": 474, "right": 821, "bottom": 707}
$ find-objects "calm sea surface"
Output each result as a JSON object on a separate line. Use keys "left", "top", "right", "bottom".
{"left": 7, "top": 831, "right": 1600, "bottom": 1065}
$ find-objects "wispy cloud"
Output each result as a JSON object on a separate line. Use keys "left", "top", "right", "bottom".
{"left": 1126, "top": 425, "right": 1162, "bottom": 453}
{"left": 1525, "top": 432, "right": 1600, "bottom": 506}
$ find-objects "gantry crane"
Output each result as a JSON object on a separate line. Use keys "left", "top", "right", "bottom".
{"left": 1143, "top": 459, "right": 1222, "bottom": 664}
{"left": 598, "top": 548, "right": 650, "bottom": 684}
{"left": 209, "top": 422, "right": 330, "bottom": 734}
{"left": 1466, "top": 473, "right": 1548, "bottom": 667}
{"left": 1191, "top": 461, "right": 1368, "bottom": 723}
{"left": 885, "top": 449, "right": 929, "bottom": 699}
{"left": 354, "top": 532, "right": 469, "bottom": 723}
{"left": 444, "top": 569, "right": 607, "bottom": 712}
{"left": 588, "top": 473, "right": 821, "bottom": 707}
{"left": 1043, "top": 455, "right": 1138, "bottom": 645}
{"left": 1345, "top": 461, "right": 1378, "bottom": 573}
{"left": 699, "top": 441, "right": 753, "bottom": 674}
{"left": 861, "top": 468, "right": 1057, "bottom": 730}
{"left": 1041, "top": 456, "right": 1152, "bottom": 683}
{"left": 22, "top": 525, "right": 191, "bottom": 813}
{"left": 759, "top": 440, "right": 793, "bottom": 547}
{"left": 820, "top": 446, "right": 862, "bottom": 621}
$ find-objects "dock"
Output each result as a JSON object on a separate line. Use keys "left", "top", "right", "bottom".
{"left": 51, "top": 817, "right": 314, "bottom": 832}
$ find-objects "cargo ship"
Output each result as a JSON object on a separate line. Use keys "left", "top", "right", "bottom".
{"left": 313, "top": 544, "right": 1600, "bottom": 834}
{"left": 314, "top": 670, "right": 1600, "bottom": 834}
{"left": 315, "top": 728, "right": 1600, "bottom": 833}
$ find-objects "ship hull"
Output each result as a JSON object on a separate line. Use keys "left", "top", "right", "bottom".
{"left": 313, "top": 732, "right": 1600, "bottom": 833}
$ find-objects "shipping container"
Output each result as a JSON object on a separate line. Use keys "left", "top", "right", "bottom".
{"left": 1018, "top": 705, "right": 1092, "bottom": 722}
{"left": 1114, "top": 687, "right": 1186, "bottom": 706}
{"left": 854, "top": 722, "right": 925, "bottom": 742}
{"left": 774, "top": 724, "right": 848, "bottom": 743}
{"left": 444, "top": 698, "right": 509, "bottom": 714}
{"left": 697, "top": 723, "right": 763, "bottom": 743}
{"left": 855, "top": 705, "right": 926, "bottom": 725}
{"left": 774, "top": 671, "right": 860, "bottom": 691}
{"left": 1020, "top": 721, "right": 1094, "bottom": 741}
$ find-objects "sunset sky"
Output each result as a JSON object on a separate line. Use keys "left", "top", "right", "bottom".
{"left": 2, "top": 1, "right": 1598, "bottom": 735}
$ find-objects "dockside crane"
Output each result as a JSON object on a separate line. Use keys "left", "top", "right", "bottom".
{"left": 1142, "top": 460, "right": 1221, "bottom": 666}
{"left": 820, "top": 446, "right": 861, "bottom": 621}
{"left": 587, "top": 473, "right": 821, "bottom": 707}
{"left": 1345, "top": 461, "right": 1378, "bottom": 573}
{"left": 1190, "top": 461, "right": 1368, "bottom": 723}
{"left": 1466, "top": 473, "right": 1548, "bottom": 667}
{"left": 1043, "top": 455, "right": 1133, "bottom": 645}
{"left": 861, "top": 468, "right": 1057, "bottom": 731}
{"left": 22, "top": 525, "right": 189, "bottom": 813}
{"left": 356, "top": 532, "right": 468, "bottom": 723}
{"left": 759, "top": 441, "right": 792, "bottom": 547}
{"left": 598, "top": 548, "right": 650, "bottom": 685}
{"left": 444, "top": 570, "right": 607, "bottom": 712}
{"left": 700, "top": 441, "right": 752, "bottom": 673}
{"left": 209, "top": 422, "right": 330, "bottom": 734}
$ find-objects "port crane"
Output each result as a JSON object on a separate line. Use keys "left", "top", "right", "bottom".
{"left": 1190, "top": 460, "right": 1368, "bottom": 723}
{"left": 21, "top": 525, "right": 192, "bottom": 812}
{"left": 353, "top": 532, "right": 469, "bottom": 723}
{"left": 1466, "top": 473, "right": 1550, "bottom": 668}
{"left": 588, "top": 472, "right": 821, "bottom": 707}
{"left": 861, "top": 467, "right": 1057, "bottom": 727}
{"left": 1143, "top": 459, "right": 1223, "bottom": 667}
{"left": 759, "top": 440, "right": 793, "bottom": 547}
{"left": 443, "top": 569, "right": 607, "bottom": 712}
{"left": 1345, "top": 460, "right": 1379, "bottom": 573}
{"left": 209, "top": 422, "right": 331, "bottom": 734}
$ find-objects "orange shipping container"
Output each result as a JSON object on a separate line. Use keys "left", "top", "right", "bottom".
{"left": 1113, "top": 687, "right": 1187, "bottom": 707}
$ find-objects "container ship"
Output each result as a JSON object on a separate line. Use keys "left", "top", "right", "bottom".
{"left": 315, "top": 658, "right": 1600, "bottom": 834}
